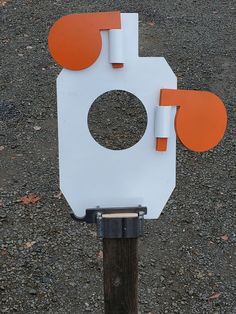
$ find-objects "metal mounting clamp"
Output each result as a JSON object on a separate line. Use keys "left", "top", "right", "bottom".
{"left": 97, "top": 210, "right": 145, "bottom": 239}
{"left": 70, "top": 206, "right": 146, "bottom": 239}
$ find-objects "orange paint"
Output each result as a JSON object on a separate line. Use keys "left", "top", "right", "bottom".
{"left": 156, "top": 138, "right": 168, "bottom": 151}
{"left": 48, "top": 12, "right": 121, "bottom": 70}
{"left": 112, "top": 63, "right": 124, "bottom": 68}
{"left": 160, "top": 89, "right": 227, "bottom": 152}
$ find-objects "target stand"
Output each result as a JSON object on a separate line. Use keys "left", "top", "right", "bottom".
{"left": 48, "top": 11, "right": 227, "bottom": 314}
{"left": 72, "top": 206, "right": 146, "bottom": 313}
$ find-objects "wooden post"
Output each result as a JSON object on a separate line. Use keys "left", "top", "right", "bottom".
{"left": 96, "top": 209, "right": 145, "bottom": 314}
{"left": 103, "top": 238, "right": 138, "bottom": 314}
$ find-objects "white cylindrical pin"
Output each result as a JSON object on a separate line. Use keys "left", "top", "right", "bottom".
{"left": 155, "top": 106, "right": 172, "bottom": 138}
{"left": 109, "top": 29, "right": 125, "bottom": 64}
{"left": 102, "top": 213, "right": 138, "bottom": 219}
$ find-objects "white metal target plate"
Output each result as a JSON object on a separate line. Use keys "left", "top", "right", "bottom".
{"left": 57, "top": 13, "right": 177, "bottom": 219}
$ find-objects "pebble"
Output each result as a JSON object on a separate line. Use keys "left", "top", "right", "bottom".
{"left": 0, "top": 211, "right": 7, "bottom": 219}
{"left": 28, "top": 288, "right": 37, "bottom": 295}
{"left": 188, "top": 289, "right": 194, "bottom": 296}
{"left": 160, "top": 276, "right": 165, "bottom": 282}
{"left": 33, "top": 126, "right": 41, "bottom": 131}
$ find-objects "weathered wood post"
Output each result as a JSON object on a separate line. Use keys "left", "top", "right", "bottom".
{"left": 97, "top": 210, "right": 145, "bottom": 314}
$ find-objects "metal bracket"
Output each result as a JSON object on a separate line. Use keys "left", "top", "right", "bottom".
{"left": 70, "top": 206, "right": 146, "bottom": 239}
{"left": 70, "top": 206, "right": 147, "bottom": 224}
{"left": 97, "top": 210, "right": 145, "bottom": 239}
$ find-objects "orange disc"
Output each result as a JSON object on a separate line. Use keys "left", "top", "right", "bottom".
{"left": 160, "top": 90, "right": 227, "bottom": 152}
{"left": 48, "top": 12, "right": 121, "bottom": 70}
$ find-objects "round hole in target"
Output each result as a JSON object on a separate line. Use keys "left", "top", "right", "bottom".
{"left": 87, "top": 90, "right": 148, "bottom": 150}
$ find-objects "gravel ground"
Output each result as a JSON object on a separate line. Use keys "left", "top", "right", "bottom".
{"left": 1, "top": 0, "right": 236, "bottom": 313}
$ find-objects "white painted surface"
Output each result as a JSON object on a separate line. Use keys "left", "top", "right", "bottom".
{"left": 155, "top": 106, "right": 173, "bottom": 138}
{"left": 57, "top": 13, "right": 177, "bottom": 219}
{"left": 109, "top": 29, "right": 124, "bottom": 64}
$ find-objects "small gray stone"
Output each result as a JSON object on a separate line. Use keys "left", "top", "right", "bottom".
{"left": 28, "top": 288, "right": 37, "bottom": 295}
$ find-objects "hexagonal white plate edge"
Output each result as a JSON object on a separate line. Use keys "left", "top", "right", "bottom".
{"left": 56, "top": 13, "right": 177, "bottom": 219}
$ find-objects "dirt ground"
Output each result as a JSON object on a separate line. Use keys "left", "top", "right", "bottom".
{"left": 0, "top": 0, "right": 236, "bottom": 313}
